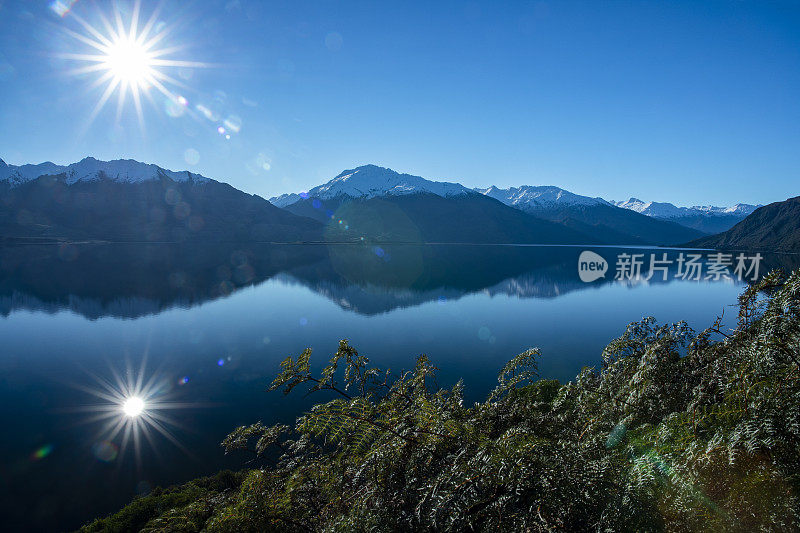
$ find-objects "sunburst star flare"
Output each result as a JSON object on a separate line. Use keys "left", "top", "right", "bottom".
{"left": 56, "top": 0, "right": 208, "bottom": 130}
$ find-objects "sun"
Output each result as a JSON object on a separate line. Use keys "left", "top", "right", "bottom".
{"left": 103, "top": 36, "right": 155, "bottom": 88}
{"left": 56, "top": 0, "right": 207, "bottom": 129}
{"left": 122, "top": 396, "right": 145, "bottom": 417}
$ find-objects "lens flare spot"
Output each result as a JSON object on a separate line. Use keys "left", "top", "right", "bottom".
{"left": 184, "top": 148, "right": 200, "bottom": 165}
{"left": 31, "top": 444, "right": 54, "bottom": 461}
{"left": 91, "top": 441, "right": 119, "bottom": 462}
{"left": 257, "top": 154, "right": 271, "bottom": 172}
{"left": 196, "top": 104, "right": 218, "bottom": 121}
{"left": 325, "top": 32, "right": 343, "bottom": 51}
{"left": 223, "top": 115, "right": 242, "bottom": 133}
{"left": 50, "top": 0, "right": 77, "bottom": 17}
{"left": 165, "top": 96, "right": 187, "bottom": 117}
{"left": 605, "top": 422, "right": 627, "bottom": 448}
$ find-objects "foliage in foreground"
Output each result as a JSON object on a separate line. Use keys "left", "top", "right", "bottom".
{"left": 84, "top": 270, "right": 800, "bottom": 532}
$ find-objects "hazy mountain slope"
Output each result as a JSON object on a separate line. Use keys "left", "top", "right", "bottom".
{"left": 288, "top": 193, "right": 600, "bottom": 244}
{"left": 279, "top": 197, "right": 342, "bottom": 223}
{"left": 477, "top": 186, "right": 706, "bottom": 245}
{"left": 0, "top": 158, "right": 322, "bottom": 243}
{"left": 612, "top": 197, "right": 759, "bottom": 233}
{"left": 657, "top": 214, "right": 750, "bottom": 235}
{"left": 613, "top": 197, "right": 758, "bottom": 218}
{"left": 687, "top": 196, "right": 800, "bottom": 251}
{"left": 529, "top": 204, "right": 707, "bottom": 245}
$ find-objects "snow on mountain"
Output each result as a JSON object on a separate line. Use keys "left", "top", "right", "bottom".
{"left": 476, "top": 185, "right": 610, "bottom": 209}
{"left": 612, "top": 198, "right": 759, "bottom": 218}
{"left": 0, "top": 159, "right": 65, "bottom": 187}
{"left": 269, "top": 164, "right": 758, "bottom": 225}
{"left": 611, "top": 198, "right": 684, "bottom": 218}
{"left": 270, "top": 165, "right": 470, "bottom": 207}
{"left": 0, "top": 156, "right": 210, "bottom": 186}
{"left": 690, "top": 204, "right": 760, "bottom": 216}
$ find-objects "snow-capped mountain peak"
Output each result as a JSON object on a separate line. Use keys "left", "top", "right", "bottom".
{"left": 611, "top": 198, "right": 759, "bottom": 219}
{"left": 615, "top": 197, "right": 647, "bottom": 212}
{"left": 688, "top": 203, "right": 760, "bottom": 216}
{"left": 476, "top": 185, "right": 610, "bottom": 209}
{"left": 270, "top": 164, "right": 470, "bottom": 207}
{"left": 0, "top": 156, "right": 211, "bottom": 187}
{"left": 612, "top": 198, "right": 683, "bottom": 218}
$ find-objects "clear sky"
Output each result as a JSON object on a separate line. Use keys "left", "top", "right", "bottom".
{"left": 0, "top": 0, "right": 798, "bottom": 206}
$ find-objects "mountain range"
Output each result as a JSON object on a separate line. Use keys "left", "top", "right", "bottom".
{"left": 0, "top": 157, "right": 779, "bottom": 248}
{"left": 272, "top": 164, "right": 762, "bottom": 246}
{"left": 687, "top": 196, "right": 800, "bottom": 252}
{"left": 473, "top": 185, "right": 705, "bottom": 245}
{"left": 611, "top": 198, "right": 759, "bottom": 234}
{"left": 0, "top": 157, "right": 321, "bottom": 243}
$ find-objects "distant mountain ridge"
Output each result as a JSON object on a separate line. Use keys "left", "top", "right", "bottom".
{"left": 476, "top": 185, "right": 609, "bottom": 209}
{"left": 271, "top": 165, "right": 600, "bottom": 245}
{"left": 472, "top": 184, "right": 705, "bottom": 245}
{"left": 611, "top": 197, "right": 759, "bottom": 234}
{"left": 272, "top": 165, "right": 755, "bottom": 238}
{"left": 273, "top": 165, "right": 715, "bottom": 245}
{"left": 687, "top": 196, "right": 800, "bottom": 252}
{"left": 1, "top": 157, "right": 769, "bottom": 246}
{"left": 271, "top": 164, "right": 469, "bottom": 208}
{"left": 612, "top": 197, "right": 759, "bottom": 218}
{"left": 0, "top": 156, "right": 321, "bottom": 243}
{"left": 0, "top": 156, "right": 210, "bottom": 186}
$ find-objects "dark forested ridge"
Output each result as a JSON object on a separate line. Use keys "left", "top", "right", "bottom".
{"left": 0, "top": 174, "right": 322, "bottom": 243}
{"left": 282, "top": 192, "right": 706, "bottom": 246}
{"left": 688, "top": 196, "right": 800, "bottom": 252}
{"left": 84, "top": 269, "right": 800, "bottom": 532}
{"left": 661, "top": 213, "right": 749, "bottom": 235}
{"left": 285, "top": 193, "right": 602, "bottom": 245}
{"left": 520, "top": 203, "right": 706, "bottom": 246}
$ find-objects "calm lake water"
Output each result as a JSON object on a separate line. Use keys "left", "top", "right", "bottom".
{"left": 1, "top": 243, "right": 795, "bottom": 531}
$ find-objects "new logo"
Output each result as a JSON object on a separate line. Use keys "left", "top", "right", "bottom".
{"left": 578, "top": 251, "right": 608, "bottom": 282}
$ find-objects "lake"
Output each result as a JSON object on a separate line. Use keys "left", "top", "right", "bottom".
{"left": 1, "top": 243, "right": 795, "bottom": 531}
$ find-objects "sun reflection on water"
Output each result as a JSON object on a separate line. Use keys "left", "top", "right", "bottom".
{"left": 69, "top": 356, "right": 202, "bottom": 469}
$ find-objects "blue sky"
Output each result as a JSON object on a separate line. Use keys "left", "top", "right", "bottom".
{"left": 0, "top": 0, "right": 798, "bottom": 205}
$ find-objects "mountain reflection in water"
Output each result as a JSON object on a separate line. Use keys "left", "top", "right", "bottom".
{"left": 3, "top": 243, "right": 792, "bottom": 319}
